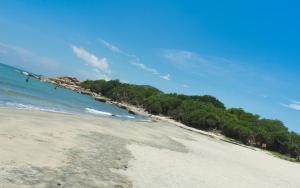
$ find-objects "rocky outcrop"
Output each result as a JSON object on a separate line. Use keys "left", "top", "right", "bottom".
{"left": 41, "top": 76, "right": 88, "bottom": 94}
{"left": 47, "top": 76, "right": 81, "bottom": 87}
{"left": 41, "top": 76, "right": 141, "bottom": 116}
{"left": 42, "top": 76, "right": 109, "bottom": 102}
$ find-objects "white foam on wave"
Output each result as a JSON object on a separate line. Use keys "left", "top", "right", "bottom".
{"left": 0, "top": 101, "right": 70, "bottom": 114}
{"left": 85, "top": 108, "right": 113, "bottom": 116}
{"left": 0, "top": 101, "right": 140, "bottom": 120}
{"left": 85, "top": 108, "right": 136, "bottom": 119}
{"left": 115, "top": 114, "right": 135, "bottom": 119}
{"left": 22, "top": 71, "right": 29, "bottom": 76}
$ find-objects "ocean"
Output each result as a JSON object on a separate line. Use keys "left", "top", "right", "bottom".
{"left": 0, "top": 63, "right": 144, "bottom": 120}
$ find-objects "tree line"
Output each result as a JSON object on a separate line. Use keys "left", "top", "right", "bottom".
{"left": 80, "top": 79, "right": 300, "bottom": 159}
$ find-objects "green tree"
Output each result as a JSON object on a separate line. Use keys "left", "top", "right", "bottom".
{"left": 80, "top": 79, "right": 300, "bottom": 158}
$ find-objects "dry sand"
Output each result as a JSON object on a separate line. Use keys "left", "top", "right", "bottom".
{"left": 0, "top": 107, "right": 299, "bottom": 188}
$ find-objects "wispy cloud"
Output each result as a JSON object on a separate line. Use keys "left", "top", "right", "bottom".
{"left": 71, "top": 45, "right": 109, "bottom": 71}
{"left": 182, "top": 84, "right": 189, "bottom": 88}
{"left": 99, "top": 38, "right": 137, "bottom": 60}
{"left": 99, "top": 39, "right": 121, "bottom": 53}
{"left": 281, "top": 101, "right": 300, "bottom": 111}
{"left": 71, "top": 45, "right": 111, "bottom": 80}
{"left": 93, "top": 69, "right": 110, "bottom": 81}
{"left": 78, "top": 69, "right": 110, "bottom": 81}
{"left": 99, "top": 39, "right": 170, "bottom": 80}
{"left": 131, "top": 60, "right": 171, "bottom": 81}
{"left": 162, "top": 49, "right": 266, "bottom": 88}
{"left": 71, "top": 45, "right": 114, "bottom": 81}
{"left": 131, "top": 62, "right": 159, "bottom": 75}
{"left": 0, "top": 42, "right": 59, "bottom": 69}
{"left": 163, "top": 50, "right": 195, "bottom": 62}
{"left": 160, "top": 74, "right": 171, "bottom": 80}
{"left": 162, "top": 49, "right": 248, "bottom": 78}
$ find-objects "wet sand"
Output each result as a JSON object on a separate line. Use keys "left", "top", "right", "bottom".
{"left": 0, "top": 107, "right": 299, "bottom": 188}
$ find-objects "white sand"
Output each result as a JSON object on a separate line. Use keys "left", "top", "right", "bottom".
{"left": 125, "top": 138, "right": 300, "bottom": 188}
{"left": 0, "top": 107, "right": 299, "bottom": 188}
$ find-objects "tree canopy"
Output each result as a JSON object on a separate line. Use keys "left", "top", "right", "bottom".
{"left": 81, "top": 79, "right": 300, "bottom": 159}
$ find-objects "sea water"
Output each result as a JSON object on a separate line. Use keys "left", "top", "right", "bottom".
{"left": 0, "top": 63, "right": 144, "bottom": 120}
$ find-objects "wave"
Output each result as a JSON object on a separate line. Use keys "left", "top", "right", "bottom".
{"left": 0, "top": 87, "right": 80, "bottom": 110}
{"left": 0, "top": 101, "right": 139, "bottom": 120}
{"left": 0, "top": 101, "right": 70, "bottom": 114}
{"left": 85, "top": 108, "right": 136, "bottom": 119}
{"left": 0, "top": 87, "right": 45, "bottom": 100}
{"left": 85, "top": 108, "right": 113, "bottom": 116}
{"left": 22, "top": 71, "right": 29, "bottom": 76}
{"left": 115, "top": 114, "right": 135, "bottom": 119}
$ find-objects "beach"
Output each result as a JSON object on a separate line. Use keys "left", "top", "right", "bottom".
{"left": 0, "top": 107, "right": 299, "bottom": 188}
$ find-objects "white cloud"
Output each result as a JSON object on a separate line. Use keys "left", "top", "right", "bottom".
{"left": 78, "top": 69, "right": 110, "bottom": 81}
{"left": 99, "top": 39, "right": 171, "bottom": 80}
{"left": 182, "top": 84, "right": 189, "bottom": 88}
{"left": 93, "top": 69, "right": 110, "bottom": 81}
{"left": 160, "top": 74, "right": 171, "bottom": 81}
{"left": 131, "top": 62, "right": 159, "bottom": 75}
{"left": 99, "top": 38, "right": 137, "bottom": 60}
{"left": 131, "top": 61, "right": 171, "bottom": 80}
{"left": 99, "top": 39, "right": 121, "bottom": 53}
{"left": 71, "top": 45, "right": 110, "bottom": 74}
{"left": 163, "top": 50, "right": 195, "bottom": 62}
{"left": 281, "top": 101, "right": 300, "bottom": 111}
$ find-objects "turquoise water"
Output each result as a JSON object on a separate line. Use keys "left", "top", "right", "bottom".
{"left": 0, "top": 63, "right": 144, "bottom": 120}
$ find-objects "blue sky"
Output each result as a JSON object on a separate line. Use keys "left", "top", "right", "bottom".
{"left": 0, "top": 0, "right": 299, "bottom": 132}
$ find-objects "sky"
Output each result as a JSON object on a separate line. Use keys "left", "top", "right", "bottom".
{"left": 0, "top": 0, "right": 299, "bottom": 132}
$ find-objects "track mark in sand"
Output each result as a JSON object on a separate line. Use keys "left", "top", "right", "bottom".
{"left": 0, "top": 132, "right": 133, "bottom": 188}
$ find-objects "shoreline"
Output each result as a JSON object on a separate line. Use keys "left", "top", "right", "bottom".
{"left": 40, "top": 76, "right": 300, "bottom": 162}
{"left": 39, "top": 77, "right": 271, "bottom": 150}
{"left": 41, "top": 76, "right": 149, "bottom": 115}
{"left": 41, "top": 76, "right": 224, "bottom": 136}
{"left": 0, "top": 107, "right": 299, "bottom": 187}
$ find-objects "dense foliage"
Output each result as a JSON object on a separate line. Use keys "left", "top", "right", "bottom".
{"left": 81, "top": 80, "right": 300, "bottom": 159}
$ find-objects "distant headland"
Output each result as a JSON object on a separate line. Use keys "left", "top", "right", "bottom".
{"left": 41, "top": 75, "right": 300, "bottom": 161}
